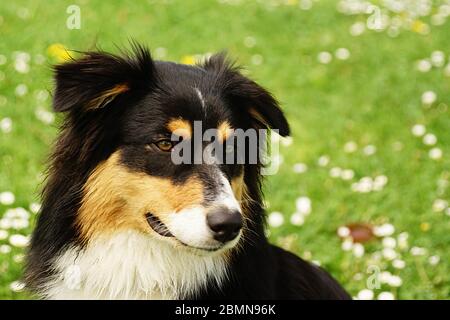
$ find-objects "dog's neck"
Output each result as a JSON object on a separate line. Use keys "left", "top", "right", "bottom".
{"left": 42, "top": 231, "right": 228, "bottom": 299}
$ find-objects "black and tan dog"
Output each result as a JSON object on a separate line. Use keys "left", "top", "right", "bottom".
{"left": 25, "top": 43, "right": 350, "bottom": 299}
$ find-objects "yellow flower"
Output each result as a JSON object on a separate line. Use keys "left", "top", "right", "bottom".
{"left": 181, "top": 55, "right": 196, "bottom": 65}
{"left": 47, "top": 43, "right": 72, "bottom": 62}
{"left": 420, "top": 222, "right": 430, "bottom": 232}
{"left": 411, "top": 20, "right": 428, "bottom": 34}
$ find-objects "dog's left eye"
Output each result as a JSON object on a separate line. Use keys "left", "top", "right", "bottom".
{"left": 155, "top": 139, "right": 174, "bottom": 152}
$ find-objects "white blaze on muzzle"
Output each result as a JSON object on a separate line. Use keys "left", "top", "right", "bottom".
{"left": 164, "top": 172, "right": 242, "bottom": 251}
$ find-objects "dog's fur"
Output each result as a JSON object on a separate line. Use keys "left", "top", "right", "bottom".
{"left": 25, "top": 43, "right": 350, "bottom": 300}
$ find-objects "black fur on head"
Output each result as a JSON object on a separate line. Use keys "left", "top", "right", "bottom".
{"left": 202, "top": 53, "right": 289, "bottom": 137}
{"left": 25, "top": 43, "right": 290, "bottom": 293}
{"left": 53, "top": 43, "right": 156, "bottom": 113}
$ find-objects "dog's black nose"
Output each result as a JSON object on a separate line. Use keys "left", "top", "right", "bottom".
{"left": 207, "top": 207, "right": 243, "bottom": 243}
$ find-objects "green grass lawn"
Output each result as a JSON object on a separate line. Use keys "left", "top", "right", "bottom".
{"left": 0, "top": 0, "right": 449, "bottom": 300}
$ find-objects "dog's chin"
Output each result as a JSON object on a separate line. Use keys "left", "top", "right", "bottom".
{"left": 145, "top": 212, "right": 240, "bottom": 255}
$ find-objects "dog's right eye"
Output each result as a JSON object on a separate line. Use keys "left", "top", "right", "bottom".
{"left": 155, "top": 139, "right": 174, "bottom": 152}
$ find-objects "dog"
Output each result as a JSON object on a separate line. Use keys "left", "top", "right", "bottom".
{"left": 25, "top": 43, "right": 350, "bottom": 300}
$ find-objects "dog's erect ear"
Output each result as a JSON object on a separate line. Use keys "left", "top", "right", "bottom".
{"left": 202, "top": 53, "right": 290, "bottom": 137}
{"left": 53, "top": 44, "right": 155, "bottom": 113}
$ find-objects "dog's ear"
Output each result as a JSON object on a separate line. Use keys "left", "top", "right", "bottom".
{"left": 53, "top": 44, "right": 155, "bottom": 113}
{"left": 202, "top": 53, "right": 290, "bottom": 137}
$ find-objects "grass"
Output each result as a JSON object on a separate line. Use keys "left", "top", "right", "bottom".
{"left": 0, "top": 0, "right": 449, "bottom": 300}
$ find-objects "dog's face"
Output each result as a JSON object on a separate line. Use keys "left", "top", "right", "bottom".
{"left": 53, "top": 45, "right": 289, "bottom": 254}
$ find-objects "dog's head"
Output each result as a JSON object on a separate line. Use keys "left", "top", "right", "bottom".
{"left": 51, "top": 44, "right": 289, "bottom": 254}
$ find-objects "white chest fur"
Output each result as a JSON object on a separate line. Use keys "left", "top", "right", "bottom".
{"left": 42, "top": 231, "right": 228, "bottom": 299}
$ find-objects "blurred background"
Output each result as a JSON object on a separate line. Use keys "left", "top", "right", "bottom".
{"left": 0, "top": 0, "right": 449, "bottom": 300}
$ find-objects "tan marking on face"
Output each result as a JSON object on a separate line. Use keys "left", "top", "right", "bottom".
{"left": 231, "top": 174, "right": 244, "bottom": 202}
{"left": 218, "top": 121, "right": 233, "bottom": 142}
{"left": 248, "top": 107, "right": 269, "bottom": 129}
{"left": 77, "top": 151, "right": 203, "bottom": 241}
{"left": 167, "top": 118, "right": 192, "bottom": 139}
{"left": 86, "top": 84, "right": 129, "bottom": 110}
{"left": 231, "top": 172, "right": 252, "bottom": 216}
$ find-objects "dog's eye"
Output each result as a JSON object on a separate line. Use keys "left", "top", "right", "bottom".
{"left": 155, "top": 139, "right": 174, "bottom": 152}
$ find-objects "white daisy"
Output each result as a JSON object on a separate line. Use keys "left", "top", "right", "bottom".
{"left": 428, "top": 255, "right": 440, "bottom": 265}
{"left": 15, "top": 84, "right": 28, "bottom": 97}
{"left": 0, "top": 117, "right": 13, "bottom": 134}
{"left": 35, "top": 89, "right": 49, "bottom": 101}
{"left": 312, "top": 260, "right": 321, "bottom": 266}
{"left": 374, "top": 223, "right": 395, "bottom": 237}
{"left": 378, "top": 291, "right": 395, "bottom": 300}
{"left": 9, "top": 234, "right": 30, "bottom": 248}
{"left": 380, "top": 271, "right": 393, "bottom": 283}
{"left": 416, "top": 59, "right": 432, "bottom": 72}
{"left": 341, "top": 238, "right": 353, "bottom": 251}
{"left": 357, "top": 289, "right": 374, "bottom": 300}
{"left": 0, "top": 219, "right": 12, "bottom": 229}
{"left": 410, "top": 246, "right": 427, "bottom": 256}
{"left": 335, "top": 48, "right": 350, "bottom": 60}
{"left": 11, "top": 219, "right": 29, "bottom": 230}
{"left": 317, "top": 51, "right": 332, "bottom": 64}
{"left": 430, "top": 50, "right": 445, "bottom": 67}
{"left": 251, "top": 54, "right": 263, "bottom": 65}
{"left": 350, "top": 22, "right": 365, "bottom": 36}
{"left": 421, "top": 91, "right": 437, "bottom": 105}
{"left": 344, "top": 141, "right": 358, "bottom": 153}
{"left": 432, "top": 199, "right": 448, "bottom": 212}
{"left": 244, "top": 36, "right": 256, "bottom": 48}
{"left": 6, "top": 207, "right": 30, "bottom": 219}
{"left": 392, "top": 259, "right": 406, "bottom": 269}
{"left": 429, "top": 147, "right": 443, "bottom": 160}
{"left": 295, "top": 197, "right": 311, "bottom": 215}
{"left": 382, "top": 237, "right": 396, "bottom": 249}
{"left": 14, "top": 58, "right": 29, "bottom": 74}
{"left": 9, "top": 280, "right": 26, "bottom": 292}
{"left": 423, "top": 133, "right": 437, "bottom": 146}
{"left": 352, "top": 243, "right": 365, "bottom": 258}
{"left": 0, "top": 191, "right": 15, "bottom": 205}
{"left": 290, "top": 212, "right": 305, "bottom": 226}
{"left": 0, "top": 244, "right": 11, "bottom": 254}
{"left": 397, "top": 232, "right": 409, "bottom": 250}
{"left": 337, "top": 226, "right": 350, "bottom": 238}
{"left": 29, "top": 202, "right": 41, "bottom": 214}
{"left": 373, "top": 175, "right": 388, "bottom": 191}
{"left": 317, "top": 155, "right": 330, "bottom": 167}
{"left": 13, "top": 254, "right": 24, "bottom": 263}
{"left": 293, "top": 163, "right": 308, "bottom": 174}
{"left": 268, "top": 212, "right": 284, "bottom": 228}
{"left": 363, "top": 145, "right": 377, "bottom": 156}
{"left": 0, "top": 230, "right": 8, "bottom": 240}
{"left": 341, "top": 169, "right": 355, "bottom": 180}
{"left": 35, "top": 108, "right": 55, "bottom": 125}
{"left": 329, "top": 167, "right": 342, "bottom": 178}
{"left": 382, "top": 247, "right": 397, "bottom": 260}
{"left": 387, "top": 275, "right": 403, "bottom": 287}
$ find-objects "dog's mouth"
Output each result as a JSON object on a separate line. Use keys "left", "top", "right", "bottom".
{"left": 145, "top": 212, "right": 174, "bottom": 238}
{"left": 145, "top": 212, "right": 224, "bottom": 252}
